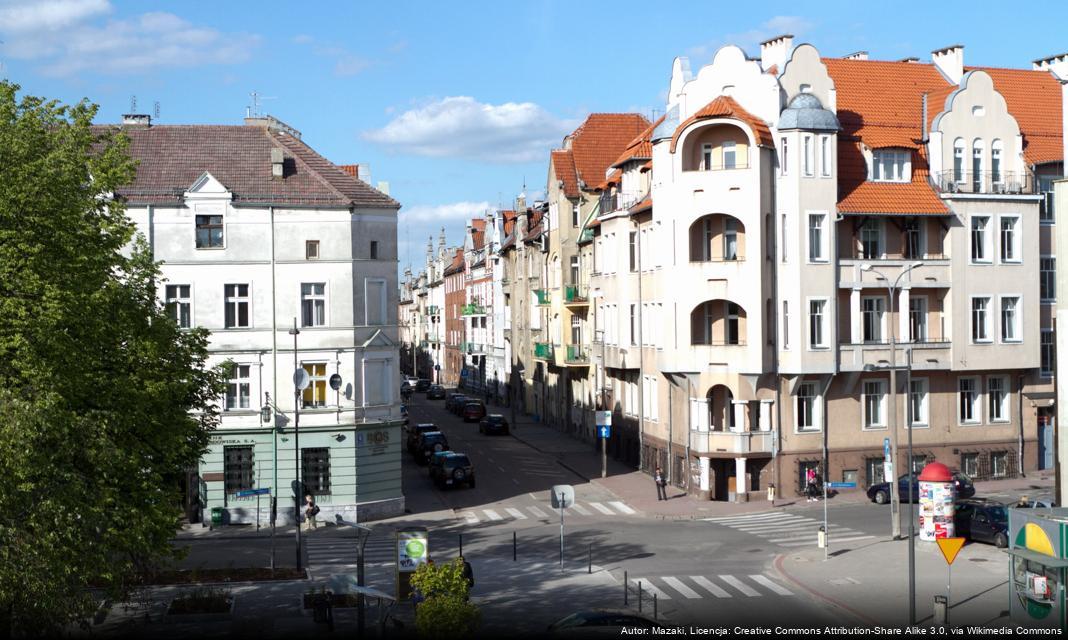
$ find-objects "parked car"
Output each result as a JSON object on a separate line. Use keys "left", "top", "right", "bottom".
{"left": 462, "top": 401, "right": 486, "bottom": 422}
{"left": 445, "top": 393, "right": 467, "bottom": 411}
{"left": 866, "top": 470, "right": 975, "bottom": 504}
{"left": 406, "top": 423, "right": 438, "bottom": 454}
{"left": 1012, "top": 497, "right": 1057, "bottom": 509}
{"left": 479, "top": 414, "right": 510, "bottom": 436}
{"left": 428, "top": 451, "right": 475, "bottom": 489}
{"left": 547, "top": 610, "right": 663, "bottom": 634}
{"left": 427, "top": 384, "right": 446, "bottom": 400}
{"left": 401, "top": 403, "right": 410, "bottom": 426}
{"left": 414, "top": 379, "right": 431, "bottom": 393}
{"left": 415, "top": 431, "right": 450, "bottom": 464}
{"left": 955, "top": 498, "right": 1009, "bottom": 548}
{"left": 449, "top": 394, "right": 470, "bottom": 415}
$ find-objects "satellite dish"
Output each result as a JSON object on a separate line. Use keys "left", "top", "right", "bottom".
{"left": 329, "top": 373, "right": 343, "bottom": 391}
{"left": 293, "top": 368, "right": 311, "bottom": 391}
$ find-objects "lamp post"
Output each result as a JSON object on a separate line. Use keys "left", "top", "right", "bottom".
{"left": 261, "top": 393, "right": 277, "bottom": 571}
{"left": 860, "top": 261, "right": 922, "bottom": 542}
{"left": 596, "top": 329, "right": 607, "bottom": 479}
{"left": 290, "top": 319, "right": 303, "bottom": 572}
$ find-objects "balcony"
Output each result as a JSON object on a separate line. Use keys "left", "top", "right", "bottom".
{"left": 689, "top": 430, "right": 773, "bottom": 456}
{"left": 839, "top": 259, "right": 951, "bottom": 289}
{"left": 658, "top": 343, "right": 753, "bottom": 374}
{"left": 597, "top": 191, "right": 646, "bottom": 216}
{"left": 534, "top": 289, "right": 551, "bottom": 306}
{"left": 564, "top": 345, "right": 589, "bottom": 365}
{"left": 564, "top": 285, "right": 589, "bottom": 306}
{"left": 930, "top": 170, "right": 1035, "bottom": 196}
{"left": 427, "top": 305, "right": 440, "bottom": 316}
{"left": 462, "top": 303, "right": 487, "bottom": 316}
{"left": 534, "top": 342, "right": 554, "bottom": 360}
{"left": 838, "top": 340, "right": 952, "bottom": 372}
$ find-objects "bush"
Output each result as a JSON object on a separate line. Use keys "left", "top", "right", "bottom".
{"left": 409, "top": 559, "right": 480, "bottom": 638}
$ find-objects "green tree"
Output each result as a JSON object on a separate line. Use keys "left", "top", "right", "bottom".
{"left": 0, "top": 81, "right": 225, "bottom": 637}
{"left": 409, "top": 559, "right": 480, "bottom": 638}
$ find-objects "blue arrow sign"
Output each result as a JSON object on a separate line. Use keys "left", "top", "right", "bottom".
{"left": 598, "top": 425, "right": 610, "bottom": 439}
{"left": 883, "top": 437, "right": 891, "bottom": 459}
{"left": 827, "top": 482, "right": 857, "bottom": 489}
{"left": 236, "top": 488, "right": 271, "bottom": 497}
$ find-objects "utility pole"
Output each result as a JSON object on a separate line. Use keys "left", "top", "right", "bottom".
{"left": 291, "top": 319, "right": 302, "bottom": 571}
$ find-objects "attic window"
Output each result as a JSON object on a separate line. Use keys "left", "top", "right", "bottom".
{"left": 972, "top": 105, "right": 986, "bottom": 117}
{"left": 871, "top": 149, "right": 911, "bottom": 183}
{"left": 721, "top": 85, "right": 735, "bottom": 96}
{"left": 306, "top": 240, "right": 320, "bottom": 260}
{"left": 800, "top": 84, "right": 812, "bottom": 93}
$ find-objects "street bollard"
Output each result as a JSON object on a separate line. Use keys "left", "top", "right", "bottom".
{"left": 638, "top": 581, "right": 643, "bottom": 612}
{"left": 513, "top": 531, "right": 517, "bottom": 562}
{"left": 624, "top": 571, "right": 628, "bottom": 605}
{"left": 459, "top": 533, "right": 463, "bottom": 558}
{"left": 588, "top": 544, "right": 592, "bottom": 574}
{"left": 654, "top": 593, "right": 658, "bottom": 621}
{"left": 933, "top": 595, "right": 947, "bottom": 625}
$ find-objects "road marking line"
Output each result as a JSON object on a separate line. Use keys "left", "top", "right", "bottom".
{"left": 661, "top": 577, "right": 701, "bottom": 599}
{"left": 750, "top": 575, "right": 794, "bottom": 596}
{"left": 527, "top": 506, "right": 548, "bottom": 518}
{"left": 777, "top": 540, "right": 818, "bottom": 547}
{"left": 707, "top": 514, "right": 807, "bottom": 526}
{"left": 528, "top": 493, "right": 539, "bottom": 500}
{"left": 588, "top": 502, "right": 615, "bottom": 515}
{"left": 824, "top": 535, "right": 875, "bottom": 544}
{"left": 773, "top": 533, "right": 873, "bottom": 546}
{"left": 630, "top": 579, "right": 670, "bottom": 600}
{"left": 719, "top": 575, "right": 760, "bottom": 597}
{"left": 731, "top": 519, "right": 816, "bottom": 530}
{"left": 702, "top": 512, "right": 795, "bottom": 523}
{"left": 690, "top": 576, "right": 731, "bottom": 598}
{"left": 464, "top": 512, "right": 479, "bottom": 524}
{"left": 483, "top": 509, "right": 503, "bottom": 521}
{"left": 512, "top": 478, "right": 520, "bottom": 485}
{"left": 609, "top": 501, "right": 636, "bottom": 515}
{"left": 496, "top": 466, "right": 506, "bottom": 472}
{"left": 505, "top": 508, "right": 527, "bottom": 520}
{"left": 570, "top": 504, "right": 592, "bottom": 516}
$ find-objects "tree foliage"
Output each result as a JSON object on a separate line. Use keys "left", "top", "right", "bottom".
{"left": 409, "top": 559, "right": 480, "bottom": 638}
{"left": 0, "top": 81, "right": 225, "bottom": 636}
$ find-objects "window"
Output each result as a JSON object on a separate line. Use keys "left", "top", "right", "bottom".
{"left": 781, "top": 215, "right": 788, "bottom": 262}
{"left": 363, "top": 358, "right": 390, "bottom": 406}
{"left": 803, "top": 136, "right": 813, "bottom": 176}
{"left": 951, "top": 138, "right": 965, "bottom": 185}
{"left": 866, "top": 457, "right": 887, "bottom": 486}
{"left": 909, "top": 297, "right": 927, "bottom": 342}
{"left": 302, "top": 363, "right": 328, "bottom": 408}
{"left": 808, "top": 213, "right": 825, "bottom": 262}
{"left": 991, "top": 452, "right": 1009, "bottom": 478}
{"left": 725, "top": 302, "right": 741, "bottom": 345}
{"left": 571, "top": 315, "right": 581, "bottom": 345}
{"left": 1000, "top": 296, "right": 1020, "bottom": 342}
{"left": 959, "top": 377, "right": 980, "bottom": 424}
{"left": 570, "top": 256, "right": 580, "bottom": 284}
{"left": 991, "top": 140, "right": 1003, "bottom": 185}
{"left": 195, "top": 214, "right": 224, "bottom": 248}
{"left": 302, "top": 448, "right": 331, "bottom": 495}
{"left": 572, "top": 203, "right": 580, "bottom": 227}
{"left": 642, "top": 376, "right": 658, "bottom": 421}
{"left": 872, "top": 149, "right": 910, "bottom": 182}
{"left": 909, "top": 379, "right": 929, "bottom": 427}
{"left": 1039, "top": 175, "right": 1057, "bottom": 223}
{"left": 306, "top": 240, "right": 320, "bottom": 260}
{"left": 1042, "top": 329, "right": 1055, "bottom": 377}
{"left": 796, "top": 382, "right": 820, "bottom": 431}
{"left": 782, "top": 301, "right": 789, "bottom": 349}
{"left": 988, "top": 376, "right": 1009, "bottom": 423}
{"left": 702, "top": 143, "right": 713, "bottom": 170}
{"left": 165, "top": 284, "right": 191, "bottom": 328}
{"left": 223, "top": 446, "right": 254, "bottom": 496}
{"left": 859, "top": 219, "right": 882, "bottom": 259}
{"left": 723, "top": 141, "right": 737, "bottom": 169}
{"left": 370, "top": 241, "right": 379, "bottom": 259}
{"left": 863, "top": 380, "right": 887, "bottom": 428}
{"left": 808, "top": 299, "right": 826, "bottom": 348}
{"left": 226, "top": 364, "right": 250, "bottom": 410}
{"left": 903, "top": 219, "right": 924, "bottom": 259}
{"left": 630, "top": 304, "right": 637, "bottom": 346}
{"left": 1041, "top": 258, "right": 1056, "bottom": 302}
{"left": 970, "top": 216, "right": 990, "bottom": 263}
{"left": 780, "top": 137, "right": 788, "bottom": 175}
{"left": 972, "top": 139, "right": 984, "bottom": 192}
{"left": 820, "top": 136, "right": 831, "bottom": 177}
{"left": 971, "top": 297, "right": 991, "bottom": 343}
{"left": 301, "top": 283, "right": 326, "bottom": 328}
{"left": 1000, "top": 216, "right": 1020, "bottom": 263}
{"left": 365, "top": 278, "right": 387, "bottom": 325}
{"left": 224, "top": 284, "right": 250, "bottom": 328}
{"left": 723, "top": 219, "right": 738, "bottom": 260}
{"left": 960, "top": 453, "right": 979, "bottom": 478}
{"left": 629, "top": 232, "right": 637, "bottom": 272}
{"left": 862, "top": 297, "right": 885, "bottom": 343}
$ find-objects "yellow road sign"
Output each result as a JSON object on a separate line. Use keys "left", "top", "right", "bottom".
{"left": 937, "top": 537, "right": 966, "bottom": 565}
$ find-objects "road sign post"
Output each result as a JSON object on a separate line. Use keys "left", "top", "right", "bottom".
{"left": 936, "top": 537, "right": 966, "bottom": 626}
{"left": 596, "top": 411, "right": 611, "bottom": 479}
{"left": 820, "top": 482, "right": 857, "bottom": 560}
{"left": 551, "top": 485, "right": 574, "bottom": 570}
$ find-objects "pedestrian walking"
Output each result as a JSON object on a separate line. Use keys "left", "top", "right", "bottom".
{"left": 805, "top": 467, "right": 818, "bottom": 502}
{"left": 460, "top": 555, "right": 474, "bottom": 600}
{"left": 304, "top": 494, "right": 319, "bottom": 529}
{"left": 654, "top": 467, "right": 668, "bottom": 501}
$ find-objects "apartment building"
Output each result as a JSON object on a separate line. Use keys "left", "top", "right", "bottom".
{"left": 443, "top": 248, "right": 466, "bottom": 387}
{"left": 112, "top": 114, "right": 405, "bottom": 523}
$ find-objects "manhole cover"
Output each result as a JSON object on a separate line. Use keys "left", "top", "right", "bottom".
{"left": 969, "top": 558, "right": 988, "bottom": 563}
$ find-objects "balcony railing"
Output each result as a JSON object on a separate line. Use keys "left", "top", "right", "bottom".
{"left": 565, "top": 345, "right": 589, "bottom": 364}
{"left": 929, "top": 170, "right": 1035, "bottom": 195}
{"left": 464, "top": 342, "right": 485, "bottom": 355}
{"left": 683, "top": 159, "right": 753, "bottom": 172}
{"left": 598, "top": 191, "right": 646, "bottom": 215}
{"left": 534, "top": 342, "right": 554, "bottom": 360}
{"left": 462, "top": 303, "right": 487, "bottom": 316}
{"left": 564, "top": 285, "right": 588, "bottom": 305}
{"left": 427, "top": 305, "right": 440, "bottom": 316}
{"left": 535, "top": 289, "right": 551, "bottom": 306}
{"left": 689, "top": 430, "right": 773, "bottom": 455}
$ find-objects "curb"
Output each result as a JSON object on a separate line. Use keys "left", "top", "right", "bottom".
{"left": 772, "top": 553, "right": 878, "bottom": 626}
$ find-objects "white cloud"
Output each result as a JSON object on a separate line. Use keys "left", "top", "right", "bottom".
{"left": 688, "top": 15, "right": 815, "bottom": 60}
{"left": 334, "top": 55, "right": 372, "bottom": 77}
{"left": 292, "top": 35, "right": 374, "bottom": 77}
{"left": 401, "top": 201, "right": 493, "bottom": 223}
{"left": 0, "top": 2, "right": 260, "bottom": 76}
{"left": 363, "top": 96, "right": 577, "bottom": 164}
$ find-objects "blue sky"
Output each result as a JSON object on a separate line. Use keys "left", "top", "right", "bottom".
{"left": 3, "top": 1, "right": 1068, "bottom": 273}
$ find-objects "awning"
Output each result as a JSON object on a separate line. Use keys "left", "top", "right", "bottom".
{"left": 1004, "top": 548, "right": 1068, "bottom": 568}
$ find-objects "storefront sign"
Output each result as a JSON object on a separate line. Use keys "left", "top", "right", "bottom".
{"left": 357, "top": 430, "right": 391, "bottom": 455}
{"left": 397, "top": 530, "right": 428, "bottom": 572}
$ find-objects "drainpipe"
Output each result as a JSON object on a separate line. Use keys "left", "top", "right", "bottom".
{"left": 1018, "top": 373, "right": 1026, "bottom": 478}
{"left": 635, "top": 219, "right": 646, "bottom": 473}
{"left": 270, "top": 206, "right": 279, "bottom": 507}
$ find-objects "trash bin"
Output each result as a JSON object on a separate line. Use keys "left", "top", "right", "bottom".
{"left": 211, "top": 507, "right": 224, "bottom": 527}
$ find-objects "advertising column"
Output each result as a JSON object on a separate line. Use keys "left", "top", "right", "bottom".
{"left": 918, "top": 462, "right": 955, "bottom": 541}
{"left": 396, "top": 527, "right": 429, "bottom": 600}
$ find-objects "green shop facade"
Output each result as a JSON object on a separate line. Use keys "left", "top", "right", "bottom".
{"left": 1007, "top": 509, "right": 1068, "bottom": 630}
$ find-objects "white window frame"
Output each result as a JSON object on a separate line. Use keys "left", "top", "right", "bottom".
{"left": 782, "top": 301, "right": 790, "bottom": 350}
{"left": 859, "top": 218, "right": 883, "bottom": 259}
{"left": 224, "top": 283, "right": 251, "bottom": 329}
{"left": 361, "top": 358, "right": 393, "bottom": 407}
{"left": 300, "top": 282, "right": 327, "bottom": 328}
{"left": 953, "top": 138, "right": 965, "bottom": 183}
{"left": 365, "top": 278, "right": 387, "bottom": 326}
{"left": 908, "top": 295, "right": 928, "bottom": 343}
{"left": 862, "top": 379, "right": 888, "bottom": 430}
{"left": 803, "top": 135, "right": 814, "bottom": 177}
{"left": 987, "top": 375, "right": 1010, "bottom": 424}
{"left": 861, "top": 296, "right": 886, "bottom": 343}
{"left": 970, "top": 215, "right": 992, "bottom": 264}
{"left": 871, "top": 149, "right": 911, "bottom": 182}
{"left": 820, "top": 135, "right": 831, "bottom": 177}
{"left": 165, "top": 284, "right": 193, "bottom": 329}
{"left": 908, "top": 378, "right": 929, "bottom": 428}
{"left": 795, "top": 381, "right": 822, "bottom": 433}
{"left": 723, "top": 218, "right": 739, "bottom": 261}
{"left": 780, "top": 137, "right": 788, "bottom": 175}
{"left": 643, "top": 375, "right": 658, "bottom": 421}
{"left": 722, "top": 141, "right": 737, "bottom": 170}
{"left": 998, "top": 214, "right": 1021, "bottom": 264}
{"left": 903, "top": 218, "right": 926, "bottom": 260}
{"left": 702, "top": 143, "right": 714, "bottom": 171}
{"left": 1041, "top": 256, "right": 1056, "bottom": 303}
{"left": 301, "top": 361, "right": 330, "bottom": 409}
{"left": 1041, "top": 328, "right": 1055, "bottom": 378}
{"left": 225, "top": 363, "right": 251, "bottom": 411}
{"left": 807, "top": 297, "right": 828, "bottom": 349}
{"left": 781, "top": 214, "right": 788, "bottom": 262}
{"left": 999, "top": 295, "right": 1021, "bottom": 343}
{"left": 807, "top": 212, "right": 827, "bottom": 263}
{"left": 572, "top": 203, "right": 580, "bottom": 227}
{"left": 958, "top": 376, "right": 981, "bottom": 425}
{"left": 970, "top": 295, "right": 992, "bottom": 344}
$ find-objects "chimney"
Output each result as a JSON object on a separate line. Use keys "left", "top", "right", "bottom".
{"left": 338, "top": 164, "right": 359, "bottom": 177}
{"left": 932, "top": 45, "right": 965, "bottom": 85}
{"left": 270, "top": 148, "right": 284, "bottom": 178}
{"left": 898, "top": 56, "right": 920, "bottom": 63}
{"left": 357, "top": 164, "right": 371, "bottom": 184}
{"left": 1033, "top": 52, "right": 1068, "bottom": 80}
{"left": 759, "top": 34, "right": 794, "bottom": 72}
{"left": 377, "top": 181, "right": 390, "bottom": 196}
{"left": 122, "top": 113, "right": 151, "bottom": 127}
{"left": 844, "top": 51, "right": 869, "bottom": 61}
{"left": 921, "top": 93, "right": 929, "bottom": 143}
{"left": 515, "top": 191, "right": 527, "bottom": 213}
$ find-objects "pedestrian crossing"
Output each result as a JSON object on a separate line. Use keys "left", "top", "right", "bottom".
{"left": 701, "top": 512, "right": 874, "bottom": 548}
{"left": 626, "top": 574, "right": 795, "bottom": 600}
{"left": 459, "top": 500, "right": 637, "bottom": 524}
{"left": 304, "top": 531, "right": 396, "bottom": 567}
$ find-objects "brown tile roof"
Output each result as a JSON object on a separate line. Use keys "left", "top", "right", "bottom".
{"left": 628, "top": 196, "right": 653, "bottom": 215}
{"left": 470, "top": 218, "right": 487, "bottom": 250}
{"left": 611, "top": 115, "right": 665, "bottom": 168}
{"left": 103, "top": 124, "right": 399, "bottom": 208}
{"left": 551, "top": 150, "right": 579, "bottom": 198}
{"left": 594, "top": 169, "right": 622, "bottom": 191}
{"left": 568, "top": 113, "right": 650, "bottom": 189}
{"left": 640, "top": 160, "right": 652, "bottom": 173}
{"left": 501, "top": 210, "right": 517, "bottom": 236}
{"left": 443, "top": 248, "right": 465, "bottom": 276}
{"left": 669, "top": 96, "right": 774, "bottom": 152}
{"left": 970, "top": 66, "right": 1063, "bottom": 165}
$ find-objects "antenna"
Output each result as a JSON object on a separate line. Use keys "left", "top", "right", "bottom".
{"left": 130, "top": 95, "right": 137, "bottom": 112}
{"left": 248, "top": 91, "right": 278, "bottom": 118}
{"left": 154, "top": 101, "right": 161, "bottom": 121}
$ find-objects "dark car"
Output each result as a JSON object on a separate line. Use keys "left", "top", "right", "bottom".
{"left": 427, "top": 384, "right": 446, "bottom": 400}
{"left": 462, "top": 401, "right": 486, "bottom": 423}
{"left": 866, "top": 470, "right": 976, "bottom": 504}
{"left": 401, "top": 403, "right": 410, "bottom": 426}
{"left": 445, "top": 393, "right": 467, "bottom": 412}
{"left": 415, "top": 431, "right": 450, "bottom": 464}
{"left": 414, "top": 379, "right": 432, "bottom": 393}
{"left": 479, "top": 414, "right": 510, "bottom": 435}
{"left": 547, "top": 610, "right": 663, "bottom": 634}
{"left": 428, "top": 452, "right": 475, "bottom": 489}
{"left": 449, "top": 395, "right": 470, "bottom": 415}
{"left": 406, "top": 423, "right": 438, "bottom": 454}
{"left": 955, "top": 498, "right": 1009, "bottom": 548}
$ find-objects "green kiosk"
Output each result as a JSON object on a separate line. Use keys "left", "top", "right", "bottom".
{"left": 1007, "top": 509, "right": 1068, "bottom": 629}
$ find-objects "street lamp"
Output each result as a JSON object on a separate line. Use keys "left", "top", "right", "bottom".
{"left": 335, "top": 515, "right": 372, "bottom": 635}
{"left": 290, "top": 320, "right": 303, "bottom": 572}
{"left": 261, "top": 392, "right": 274, "bottom": 424}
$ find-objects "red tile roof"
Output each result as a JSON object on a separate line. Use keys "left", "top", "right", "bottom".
{"left": 971, "top": 66, "right": 1063, "bottom": 165}
{"left": 669, "top": 96, "right": 774, "bottom": 152}
{"left": 612, "top": 115, "right": 665, "bottom": 168}
{"left": 443, "top": 248, "right": 465, "bottom": 276}
{"left": 595, "top": 169, "right": 622, "bottom": 191}
{"left": 563, "top": 113, "right": 650, "bottom": 193}
{"left": 470, "top": 218, "right": 487, "bottom": 250}
{"left": 628, "top": 196, "right": 653, "bottom": 215}
{"left": 551, "top": 150, "right": 579, "bottom": 198}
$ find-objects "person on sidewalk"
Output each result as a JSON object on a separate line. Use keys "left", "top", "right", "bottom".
{"left": 654, "top": 467, "right": 668, "bottom": 501}
{"left": 304, "top": 494, "right": 319, "bottom": 529}
{"left": 805, "top": 467, "right": 818, "bottom": 502}
{"left": 460, "top": 555, "right": 474, "bottom": 601}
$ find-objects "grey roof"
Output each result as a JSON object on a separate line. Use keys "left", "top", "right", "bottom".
{"left": 778, "top": 93, "right": 841, "bottom": 132}
{"left": 651, "top": 105, "right": 680, "bottom": 142}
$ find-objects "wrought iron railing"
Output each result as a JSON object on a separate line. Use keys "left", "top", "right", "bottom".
{"left": 929, "top": 170, "right": 1034, "bottom": 195}
{"left": 534, "top": 342, "right": 554, "bottom": 359}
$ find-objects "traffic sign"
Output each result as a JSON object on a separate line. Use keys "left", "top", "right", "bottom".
{"left": 551, "top": 485, "right": 575, "bottom": 509}
{"left": 598, "top": 425, "right": 610, "bottom": 439}
{"left": 595, "top": 410, "right": 612, "bottom": 427}
{"left": 236, "top": 487, "right": 271, "bottom": 497}
{"left": 883, "top": 437, "right": 891, "bottom": 460}
{"left": 937, "top": 537, "right": 966, "bottom": 565}
{"left": 435, "top": 364, "right": 440, "bottom": 370}
{"left": 827, "top": 482, "right": 857, "bottom": 489}
{"left": 461, "top": 369, "right": 468, "bottom": 377}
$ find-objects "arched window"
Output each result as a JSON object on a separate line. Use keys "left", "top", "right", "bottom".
{"left": 953, "top": 138, "right": 965, "bottom": 183}
{"left": 991, "top": 139, "right": 1003, "bottom": 186}
{"left": 972, "top": 139, "right": 984, "bottom": 192}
